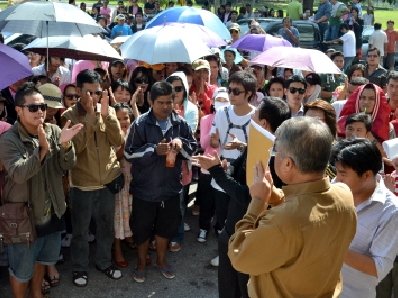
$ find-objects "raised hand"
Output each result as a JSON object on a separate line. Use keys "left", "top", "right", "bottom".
{"left": 38, "top": 124, "right": 49, "bottom": 160}
{"left": 83, "top": 91, "right": 95, "bottom": 115}
{"left": 108, "top": 87, "right": 116, "bottom": 106}
{"left": 249, "top": 162, "right": 273, "bottom": 204}
{"left": 101, "top": 90, "right": 109, "bottom": 117}
{"left": 59, "top": 120, "right": 84, "bottom": 145}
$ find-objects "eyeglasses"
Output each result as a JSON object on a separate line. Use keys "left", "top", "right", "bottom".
{"left": 289, "top": 87, "right": 305, "bottom": 95}
{"left": 174, "top": 86, "right": 184, "bottom": 93}
{"left": 228, "top": 87, "right": 245, "bottom": 96}
{"left": 86, "top": 90, "right": 103, "bottom": 97}
{"left": 64, "top": 94, "right": 79, "bottom": 100}
{"left": 134, "top": 78, "right": 148, "bottom": 85}
{"left": 19, "top": 103, "right": 47, "bottom": 113}
{"left": 367, "top": 54, "right": 378, "bottom": 58}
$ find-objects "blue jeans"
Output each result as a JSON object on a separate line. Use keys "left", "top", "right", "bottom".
{"left": 8, "top": 231, "right": 61, "bottom": 283}
{"left": 70, "top": 187, "right": 115, "bottom": 271}
{"left": 326, "top": 24, "right": 339, "bottom": 41}
{"left": 171, "top": 191, "right": 185, "bottom": 244}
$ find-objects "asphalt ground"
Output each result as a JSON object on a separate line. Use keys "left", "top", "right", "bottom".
{"left": 0, "top": 189, "right": 221, "bottom": 298}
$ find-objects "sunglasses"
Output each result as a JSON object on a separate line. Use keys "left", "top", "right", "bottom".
{"left": 174, "top": 86, "right": 184, "bottom": 93}
{"left": 229, "top": 30, "right": 238, "bottom": 34}
{"left": 289, "top": 87, "right": 305, "bottom": 95}
{"left": 64, "top": 94, "right": 79, "bottom": 100}
{"left": 86, "top": 90, "right": 103, "bottom": 97}
{"left": 134, "top": 78, "right": 148, "bottom": 84}
{"left": 228, "top": 87, "right": 245, "bottom": 96}
{"left": 19, "top": 103, "right": 47, "bottom": 113}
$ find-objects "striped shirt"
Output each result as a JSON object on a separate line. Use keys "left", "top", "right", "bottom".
{"left": 341, "top": 179, "right": 398, "bottom": 298}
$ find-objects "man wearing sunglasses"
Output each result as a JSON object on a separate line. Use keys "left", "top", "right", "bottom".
{"left": 0, "top": 83, "right": 83, "bottom": 298}
{"left": 364, "top": 48, "right": 388, "bottom": 88}
{"left": 61, "top": 69, "right": 124, "bottom": 287}
{"left": 284, "top": 75, "right": 307, "bottom": 117}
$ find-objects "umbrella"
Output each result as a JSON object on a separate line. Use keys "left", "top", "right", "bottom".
{"left": 0, "top": 1, "right": 103, "bottom": 37}
{"left": 24, "top": 35, "right": 122, "bottom": 61}
{"left": 0, "top": 43, "right": 32, "bottom": 90}
{"left": 145, "top": 6, "right": 230, "bottom": 40}
{"left": 153, "top": 23, "right": 227, "bottom": 48}
{"left": 120, "top": 24, "right": 213, "bottom": 64}
{"left": 250, "top": 47, "right": 342, "bottom": 74}
{"left": 230, "top": 34, "right": 292, "bottom": 52}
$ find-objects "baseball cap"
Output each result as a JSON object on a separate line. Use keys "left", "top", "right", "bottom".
{"left": 192, "top": 59, "right": 210, "bottom": 71}
{"left": 38, "top": 83, "right": 64, "bottom": 109}
{"left": 229, "top": 23, "right": 240, "bottom": 32}
{"left": 117, "top": 14, "right": 126, "bottom": 21}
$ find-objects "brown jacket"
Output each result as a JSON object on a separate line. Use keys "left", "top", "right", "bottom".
{"left": 228, "top": 178, "right": 357, "bottom": 298}
{"left": 61, "top": 102, "right": 123, "bottom": 188}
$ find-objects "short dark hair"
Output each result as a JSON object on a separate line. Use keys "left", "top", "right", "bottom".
{"left": 150, "top": 81, "right": 174, "bottom": 102}
{"left": 331, "top": 51, "right": 344, "bottom": 61}
{"left": 387, "top": 70, "right": 398, "bottom": 83}
{"left": 15, "top": 82, "right": 41, "bottom": 107}
{"left": 111, "top": 79, "right": 131, "bottom": 94}
{"left": 345, "top": 113, "right": 372, "bottom": 132}
{"left": 76, "top": 69, "right": 102, "bottom": 88}
{"left": 339, "top": 23, "right": 349, "bottom": 31}
{"left": 387, "top": 20, "right": 395, "bottom": 25}
{"left": 374, "top": 23, "right": 382, "bottom": 30}
{"left": 114, "top": 102, "right": 133, "bottom": 115}
{"left": 367, "top": 47, "right": 381, "bottom": 57}
{"left": 330, "top": 139, "right": 382, "bottom": 176}
{"left": 285, "top": 75, "right": 307, "bottom": 89}
{"left": 347, "top": 64, "right": 366, "bottom": 80}
{"left": 257, "top": 97, "right": 290, "bottom": 133}
{"left": 228, "top": 71, "right": 257, "bottom": 101}
{"left": 266, "top": 77, "right": 285, "bottom": 95}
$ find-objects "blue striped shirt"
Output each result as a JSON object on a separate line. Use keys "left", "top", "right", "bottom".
{"left": 341, "top": 179, "right": 398, "bottom": 298}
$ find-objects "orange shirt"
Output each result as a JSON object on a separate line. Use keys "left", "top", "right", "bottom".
{"left": 385, "top": 29, "right": 398, "bottom": 53}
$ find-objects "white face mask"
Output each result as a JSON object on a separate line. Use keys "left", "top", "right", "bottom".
{"left": 215, "top": 101, "right": 230, "bottom": 110}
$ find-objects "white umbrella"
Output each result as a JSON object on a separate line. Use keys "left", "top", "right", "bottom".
{"left": 24, "top": 35, "right": 121, "bottom": 61}
{"left": 0, "top": 1, "right": 103, "bottom": 37}
{"left": 120, "top": 24, "right": 213, "bottom": 64}
{"left": 250, "top": 47, "right": 342, "bottom": 74}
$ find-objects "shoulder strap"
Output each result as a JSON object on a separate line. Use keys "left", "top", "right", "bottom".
{"left": 223, "top": 106, "right": 251, "bottom": 144}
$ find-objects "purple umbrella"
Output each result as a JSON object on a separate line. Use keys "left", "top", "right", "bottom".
{"left": 250, "top": 47, "right": 341, "bottom": 74}
{"left": 0, "top": 43, "right": 32, "bottom": 90}
{"left": 230, "top": 34, "right": 292, "bottom": 52}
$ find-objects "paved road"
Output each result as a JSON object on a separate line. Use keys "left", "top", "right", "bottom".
{"left": 0, "top": 205, "right": 220, "bottom": 298}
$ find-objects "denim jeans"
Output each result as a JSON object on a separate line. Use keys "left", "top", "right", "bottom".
{"left": 70, "top": 187, "right": 115, "bottom": 271}
{"left": 171, "top": 191, "right": 186, "bottom": 244}
{"left": 326, "top": 24, "right": 339, "bottom": 41}
{"left": 344, "top": 57, "right": 355, "bottom": 73}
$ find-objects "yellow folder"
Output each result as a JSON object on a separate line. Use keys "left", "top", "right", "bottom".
{"left": 246, "top": 120, "right": 275, "bottom": 187}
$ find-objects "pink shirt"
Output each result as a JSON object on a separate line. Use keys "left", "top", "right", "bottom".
{"left": 100, "top": 6, "right": 111, "bottom": 22}
{"left": 71, "top": 60, "right": 109, "bottom": 84}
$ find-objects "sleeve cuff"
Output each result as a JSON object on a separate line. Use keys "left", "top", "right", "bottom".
{"left": 247, "top": 199, "right": 267, "bottom": 216}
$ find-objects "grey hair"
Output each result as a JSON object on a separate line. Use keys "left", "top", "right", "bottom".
{"left": 275, "top": 116, "right": 333, "bottom": 173}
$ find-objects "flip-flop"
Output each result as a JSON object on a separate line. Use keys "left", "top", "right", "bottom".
{"left": 45, "top": 274, "right": 61, "bottom": 287}
{"left": 42, "top": 279, "right": 51, "bottom": 295}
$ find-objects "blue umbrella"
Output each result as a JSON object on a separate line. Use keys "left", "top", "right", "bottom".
{"left": 145, "top": 6, "right": 230, "bottom": 40}
{"left": 0, "top": 43, "right": 32, "bottom": 90}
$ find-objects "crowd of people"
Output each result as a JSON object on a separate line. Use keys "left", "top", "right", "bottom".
{"left": 0, "top": 0, "right": 398, "bottom": 298}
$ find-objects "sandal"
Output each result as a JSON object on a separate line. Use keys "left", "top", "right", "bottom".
{"left": 158, "top": 265, "right": 175, "bottom": 279}
{"left": 96, "top": 265, "right": 122, "bottom": 280}
{"left": 132, "top": 268, "right": 145, "bottom": 283}
{"left": 45, "top": 274, "right": 61, "bottom": 287}
{"left": 42, "top": 278, "right": 51, "bottom": 295}
{"left": 72, "top": 271, "right": 88, "bottom": 287}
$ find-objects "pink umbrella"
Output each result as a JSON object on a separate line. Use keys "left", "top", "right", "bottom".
{"left": 230, "top": 34, "right": 292, "bottom": 52}
{"left": 250, "top": 47, "right": 341, "bottom": 74}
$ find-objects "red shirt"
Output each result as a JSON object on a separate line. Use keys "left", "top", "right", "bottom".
{"left": 385, "top": 29, "right": 398, "bottom": 53}
{"left": 190, "top": 83, "right": 216, "bottom": 115}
